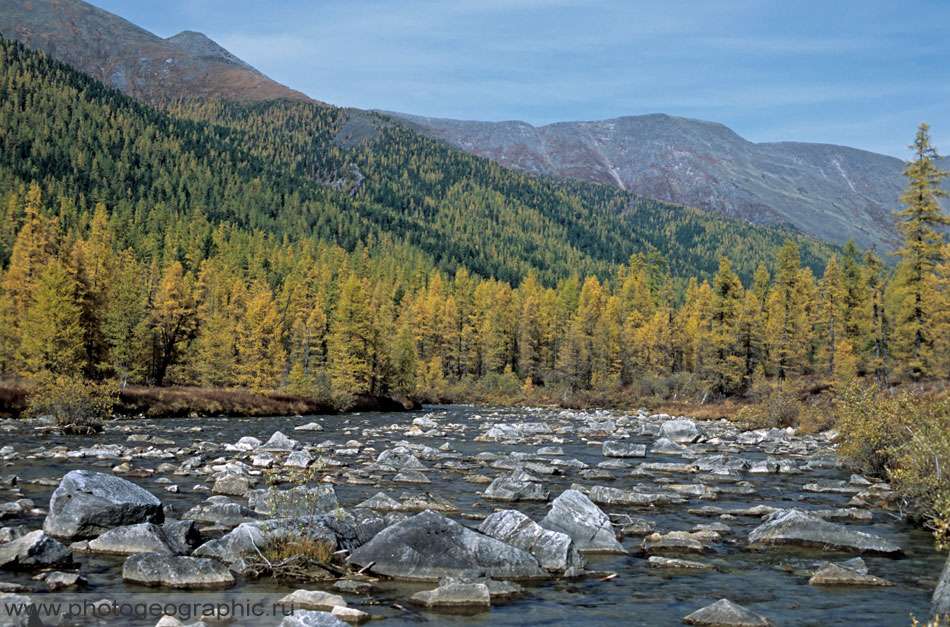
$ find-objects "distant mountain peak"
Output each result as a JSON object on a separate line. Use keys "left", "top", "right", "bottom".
{"left": 383, "top": 110, "right": 906, "bottom": 250}
{"left": 0, "top": 0, "right": 312, "bottom": 104}
{"left": 164, "top": 30, "right": 263, "bottom": 77}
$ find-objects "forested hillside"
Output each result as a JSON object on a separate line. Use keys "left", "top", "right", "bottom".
{"left": 0, "top": 39, "right": 833, "bottom": 290}
{"left": 4, "top": 38, "right": 949, "bottom": 410}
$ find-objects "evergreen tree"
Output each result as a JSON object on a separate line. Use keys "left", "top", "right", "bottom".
{"left": 20, "top": 259, "right": 84, "bottom": 376}
{"left": 892, "top": 123, "right": 949, "bottom": 378}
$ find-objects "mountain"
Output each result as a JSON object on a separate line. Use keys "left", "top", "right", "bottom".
{"left": 381, "top": 111, "right": 909, "bottom": 252}
{"left": 0, "top": 37, "right": 836, "bottom": 290}
{"left": 0, "top": 0, "right": 311, "bottom": 103}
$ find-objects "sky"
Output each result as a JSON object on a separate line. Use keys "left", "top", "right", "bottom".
{"left": 90, "top": 0, "right": 950, "bottom": 158}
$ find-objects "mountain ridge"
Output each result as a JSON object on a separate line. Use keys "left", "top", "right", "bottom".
{"left": 0, "top": 0, "right": 312, "bottom": 103}
{"left": 380, "top": 110, "right": 909, "bottom": 251}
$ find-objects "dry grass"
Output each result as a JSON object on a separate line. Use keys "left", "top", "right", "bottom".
{"left": 263, "top": 535, "right": 335, "bottom": 564}
{"left": 115, "top": 386, "right": 336, "bottom": 418}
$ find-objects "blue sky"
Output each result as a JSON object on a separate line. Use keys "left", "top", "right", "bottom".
{"left": 91, "top": 0, "right": 949, "bottom": 158}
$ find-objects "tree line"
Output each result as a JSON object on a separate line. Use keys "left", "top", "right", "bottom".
{"left": 0, "top": 122, "right": 946, "bottom": 404}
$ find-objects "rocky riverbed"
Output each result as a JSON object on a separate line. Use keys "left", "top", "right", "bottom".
{"left": 0, "top": 405, "right": 947, "bottom": 626}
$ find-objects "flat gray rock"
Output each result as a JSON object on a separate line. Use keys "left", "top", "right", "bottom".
{"left": 410, "top": 581, "right": 491, "bottom": 608}
{"left": 43, "top": 470, "right": 163, "bottom": 540}
{"left": 347, "top": 509, "right": 548, "bottom": 581}
{"left": 683, "top": 598, "right": 774, "bottom": 626}
{"left": 0, "top": 530, "right": 72, "bottom": 569}
{"left": 540, "top": 489, "right": 626, "bottom": 554}
{"left": 122, "top": 553, "right": 235, "bottom": 589}
{"left": 748, "top": 509, "right": 903, "bottom": 556}
{"left": 483, "top": 477, "right": 549, "bottom": 502}
{"left": 87, "top": 523, "right": 187, "bottom": 556}
{"left": 602, "top": 441, "right": 646, "bottom": 458}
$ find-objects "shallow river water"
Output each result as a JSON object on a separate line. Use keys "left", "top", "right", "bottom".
{"left": 0, "top": 405, "right": 945, "bottom": 626}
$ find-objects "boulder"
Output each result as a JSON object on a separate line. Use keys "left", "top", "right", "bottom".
{"left": 259, "top": 431, "right": 299, "bottom": 451}
{"left": 43, "top": 470, "right": 163, "bottom": 540}
{"left": 660, "top": 419, "right": 704, "bottom": 443}
{"left": 931, "top": 554, "right": 950, "bottom": 624}
{"left": 122, "top": 553, "right": 235, "bottom": 589}
{"left": 347, "top": 509, "right": 548, "bottom": 581}
{"left": 748, "top": 509, "right": 903, "bottom": 556}
{"left": 483, "top": 477, "right": 549, "bottom": 502}
{"left": 540, "top": 490, "right": 626, "bottom": 554}
{"left": 355, "top": 492, "right": 404, "bottom": 512}
{"left": 683, "top": 599, "right": 774, "bottom": 626}
{"left": 276, "top": 589, "right": 347, "bottom": 611}
{"left": 212, "top": 474, "right": 254, "bottom": 497}
{"left": 278, "top": 610, "right": 348, "bottom": 627}
{"left": 163, "top": 520, "right": 203, "bottom": 549}
{"left": 478, "top": 510, "right": 586, "bottom": 572}
{"left": 182, "top": 499, "right": 256, "bottom": 529}
{"left": 602, "top": 441, "right": 647, "bottom": 458}
{"left": 643, "top": 531, "right": 715, "bottom": 555}
{"left": 376, "top": 448, "right": 425, "bottom": 470}
{"left": 284, "top": 451, "right": 314, "bottom": 469}
{"left": 808, "top": 562, "right": 893, "bottom": 586}
{"left": 294, "top": 422, "right": 324, "bottom": 432}
{"left": 481, "top": 424, "right": 524, "bottom": 441}
{"left": 87, "top": 523, "right": 187, "bottom": 556}
{"left": 394, "top": 470, "right": 430, "bottom": 484}
{"left": 410, "top": 581, "right": 490, "bottom": 609}
{"left": 0, "top": 530, "right": 72, "bottom": 569}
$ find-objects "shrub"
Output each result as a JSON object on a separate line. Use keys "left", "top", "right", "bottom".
{"left": 835, "top": 384, "right": 950, "bottom": 549}
{"left": 27, "top": 375, "right": 115, "bottom": 433}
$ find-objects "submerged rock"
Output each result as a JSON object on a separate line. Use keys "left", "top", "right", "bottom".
{"left": 347, "top": 509, "right": 548, "bottom": 581}
{"left": 43, "top": 470, "right": 163, "bottom": 540}
{"left": 122, "top": 553, "right": 235, "bottom": 589}
{"left": 747, "top": 509, "right": 903, "bottom": 556}
{"left": 683, "top": 598, "right": 774, "bottom": 626}
{"left": 540, "top": 489, "right": 625, "bottom": 554}
{"left": 483, "top": 476, "right": 549, "bottom": 502}
{"left": 278, "top": 609, "right": 348, "bottom": 627}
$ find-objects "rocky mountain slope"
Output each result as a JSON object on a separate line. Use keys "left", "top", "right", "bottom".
{"left": 0, "top": 0, "right": 311, "bottom": 104}
{"left": 382, "top": 112, "right": 911, "bottom": 251}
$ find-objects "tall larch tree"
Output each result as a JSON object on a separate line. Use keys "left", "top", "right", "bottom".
{"left": 892, "top": 123, "right": 949, "bottom": 379}
{"left": 20, "top": 259, "right": 85, "bottom": 376}
{"left": 707, "top": 257, "right": 744, "bottom": 394}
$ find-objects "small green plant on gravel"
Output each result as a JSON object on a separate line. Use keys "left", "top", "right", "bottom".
{"left": 27, "top": 374, "right": 116, "bottom": 434}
